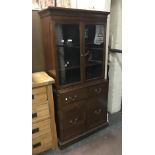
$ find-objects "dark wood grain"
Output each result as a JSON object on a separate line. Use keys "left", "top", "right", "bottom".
{"left": 39, "top": 7, "right": 110, "bottom": 18}
{"left": 86, "top": 96, "right": 107, "bottom": 130}
{"left": 40, "top": 16, "right": 53, "bottom": 71}
{"left": 54, "top": 81, "right": 108, "bottom": 144}
{"left": 87, "top": 83, "right": 108, "bottom": 98}
{"left": 39, "top": 7, "right": 109, "bottom": 146}
{"left": 59, "top": 123, "right": 109, "bottom": 149}
{"left": 32, "top": 10, "right": 46, "bottom": 72}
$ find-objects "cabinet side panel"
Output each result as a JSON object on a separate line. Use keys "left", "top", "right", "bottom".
{"left": 32, "top": 10, "right": 46, "bottom": 72}
{"left": 41, "top": 17, "right": 55, "bottom": 75}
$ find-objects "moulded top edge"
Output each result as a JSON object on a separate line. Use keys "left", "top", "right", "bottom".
{"left": 39, "top": 6, "right": 110, "bottom": 17}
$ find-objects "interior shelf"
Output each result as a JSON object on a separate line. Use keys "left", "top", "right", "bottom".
{"left": 86, "top": 61, "right": 102, "bottom": 67}
{"left": 85, "top": 47, "right": 103, "bottom": 50}
{"left": 65, "top": 66, "right": 80, "bottom": 70}
{"left": 57, "top": 44, "right": 80, "bottom": 48}
{"left": 59, "top": 65, "right": 80, "bottom": 71}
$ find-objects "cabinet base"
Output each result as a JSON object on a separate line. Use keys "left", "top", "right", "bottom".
{"left": 58, "top": 122, "right": 109, "bottom": 149}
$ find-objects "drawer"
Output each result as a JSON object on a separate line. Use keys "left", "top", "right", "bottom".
{"left": 87, "top": 97, "right": 107, "bottom": 130}
{"left": 32, "top": 133, "right": 52, "bottom": 155}
{"left": 87, "top": 95, "right": 107, "bottom": 107}
{"left": 87, "top": 83, "right": 108, "bottom": 97}
{"left": 32, "top": 94, "right": 47, "bottom": 104}
{"left": 58, "top": 101, "right": 86, "bottom": 130}
{"left": 32, "top": 103, "right": 50, "bottom": 123}
{"left": 60, "top": 89, "right": 86, "bottom": 106}
{"left": 32, "top": 119, "right": 51, "bottom": 139}
{"left": 32, "top": 87, "right": 46, "bottom": 95}
{"left": 32, "top": 87, "right": 47, "bottom": 104}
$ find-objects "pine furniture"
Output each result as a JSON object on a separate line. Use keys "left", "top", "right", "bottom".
{"left": 32, "top": 72, "right": 57, "bottom": 154}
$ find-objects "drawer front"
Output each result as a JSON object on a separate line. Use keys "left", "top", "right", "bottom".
{"left": 87, "top": 97, "right": 107, "bottom": 130}
{"left": 32, "top": 87, "right": 46, "bottom": 95}
{"left": 60, "top": 89, "right": 86, "bottom": 106}
{"left": 32, "top": 103, "right": 50, "bottom": 123}
{"left": 87, "top": 83, "right": 108, "bottom": 97}
{"left": 32, "top": 87, "right": 47, "bottom": 105}
{"left": 58, "top": 101, "right": 86, "bottom": 130}
{"left": 32, "top": 133, "right": 52, "bottom": 155}
{"left": 32, "top": 119, "right": 51, "bottom": 139}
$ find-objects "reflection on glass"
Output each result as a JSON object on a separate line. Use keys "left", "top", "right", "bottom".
{"left": 84, "top": 24, "right": 105, "bottom": 79}
{"left": 55, "top": 24, "right": 80, "bottom": 85}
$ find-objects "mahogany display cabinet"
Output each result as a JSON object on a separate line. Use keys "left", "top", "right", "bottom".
{"left": 39, "top": 7, "right": 110, "bottom": 147}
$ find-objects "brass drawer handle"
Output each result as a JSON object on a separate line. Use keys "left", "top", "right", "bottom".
{"left": 33, "top": 142, "right": 41, "bottom": 148}
{"left": 94, "top": 109, "right": 102, "bottom": 115}
{"left": 69, "top": 117, "right": 78, "bottom": 125}
{"left": 32, "top": 112, "right": 37, "bottom": 119}
{"left": 68, "top": 96, "right": 75, "bottom": 101}
{"left": 65, "top": 95, "right": 78, "bottom": 103}
{"left": 32, "top": 128, "right": 39, "bottom": 134}
{"left": 74, "top": 95, "right": 78, "bottom": 98}
{"left": 94, "top": 88, "right": 102, "bottom": 94}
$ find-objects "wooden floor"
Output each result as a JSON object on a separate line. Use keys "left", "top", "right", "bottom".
{"left": 39, "top": 112, "right": 122, "bottom": 155}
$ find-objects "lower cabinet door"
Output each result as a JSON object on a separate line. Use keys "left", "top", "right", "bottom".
{"left": 59, "top": 123, "right": 85, "bottom": 142}
{"left": 86, "top": 96, "right": 107, "bottom": 130}
{"left": 57, "top": 100, "right": 86, "bottom": 142}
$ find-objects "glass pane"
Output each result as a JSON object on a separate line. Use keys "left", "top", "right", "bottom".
{"left": 55, "top": 24, "right": 80, "bottom": 85}
{"left": 84, "top": 24, "right": 104, "bottom": 80}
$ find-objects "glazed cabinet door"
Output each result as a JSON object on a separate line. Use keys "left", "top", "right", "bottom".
{"left": 53, "top": 21, "right": 106, "bottom": 87}
{"left": 55, "top": 22, "right": 81, "bottom": 86}
{"left": 83, "top": 23, "right": 106, "bottom": 80}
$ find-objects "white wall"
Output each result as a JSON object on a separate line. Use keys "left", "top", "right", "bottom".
{"left": 108, "top": 52, "right": 122, "bottom": 113}
{"left": 108, "top": 0, "right": 122, "bottom": 113}
{"left": 109, "top": 0, "right": 122, "bottom": 49}
{"left": 76, "top": 0, "right": 109, "bottom": 11}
